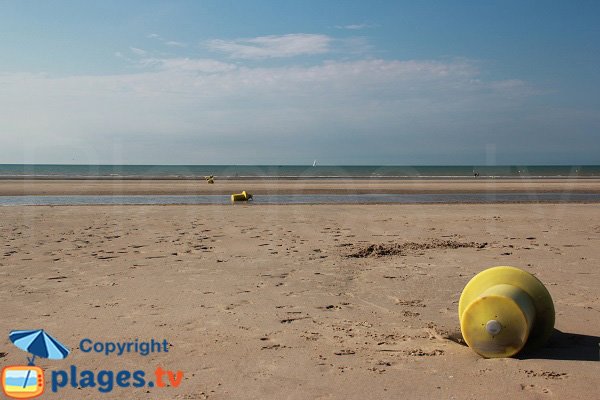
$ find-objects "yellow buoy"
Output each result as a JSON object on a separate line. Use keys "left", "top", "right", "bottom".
{"left": 231, "top": 191, "right": 253, "bottom": 203}
{"left": 458, "top": 266, "right": 554, "bottom": 358}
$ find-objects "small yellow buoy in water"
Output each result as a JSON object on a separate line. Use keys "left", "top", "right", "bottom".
{"left": 458, "top": 266, "right": 555, "bottom": 358}
{"left": 231, "top": 191, "right": 253, "bottom": 203}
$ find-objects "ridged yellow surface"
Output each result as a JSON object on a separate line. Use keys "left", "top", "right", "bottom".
{"left": 459, "top": 266, "right": 555, "bottom": 358}
{"left": 231, "top": 191, "right": 251, "bottom": 202}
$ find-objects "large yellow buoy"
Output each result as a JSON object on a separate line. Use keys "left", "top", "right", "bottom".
{"left": 231, "top": 191, "right": 253, "bottom": 203}
{"left": 458, "top": 266, "right": 555, "bottom": 358}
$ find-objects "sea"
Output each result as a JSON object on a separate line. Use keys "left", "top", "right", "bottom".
{"left": 0, "top": 164, "right": 598, "bottom": 179}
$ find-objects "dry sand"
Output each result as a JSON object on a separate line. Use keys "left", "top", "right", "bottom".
{"left": 2, "top": 178, "right": 600, "bottom": 195}
{"left": 1, "top": 203, "right": 599, "bottom": 399}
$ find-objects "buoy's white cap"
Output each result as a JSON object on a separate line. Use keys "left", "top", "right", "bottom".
{"left": 485, "top": 320, "right": 502, "bottom": 336}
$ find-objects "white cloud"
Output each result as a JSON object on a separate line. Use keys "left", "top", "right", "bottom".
{"left": 0, "top": 56, "right": 541, "bottom": 164}
{"left": 147, "top": 33, "right": 187, "bottom": 48}
{"left": 165, "top": 41, "right": 186, "bottom": 47}
{"left": 206, "top": 33, "right": 332, "bottom": 59}
{"left": 335, "top": 23, "right": 375, "bottom": 30}
{"left": 129, "top": 47, "right": 148, "bottom": 56}
{"left": 141, "top": 57, "right": 236, "bottom": 73}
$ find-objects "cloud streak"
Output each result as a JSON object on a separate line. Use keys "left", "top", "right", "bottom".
{"left": 140, "top": 57, "right": 236, "bottom": 72}
{"left": 129, "top": 47, "right": 148, "bottom": 56}
{"left": 147, "top": 33, "right": 187, "bottom": 48}
{"left": 206, "top": 33, "right": 332, "bottom": 59}
{"left": 335, "top": 23, "right": 375, "bottom": 30}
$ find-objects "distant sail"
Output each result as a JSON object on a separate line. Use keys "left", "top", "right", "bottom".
{"left": 313, "top": 160, "right": 317, "bottom": 167}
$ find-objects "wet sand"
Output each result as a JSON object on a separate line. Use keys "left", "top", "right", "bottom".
{"left": 0, "top": 203, "right": 598, "bottom": 399}
{"left": 1, "top": 178, "right": 600, "bottom": 196}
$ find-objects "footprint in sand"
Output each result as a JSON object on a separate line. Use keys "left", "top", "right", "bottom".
{"left": 520, "top": 384, "right": 551, "bottom": 395}
{"left": 259, "top": 337, "right": 287, "bottom": 350}
{"left": 522, "top": 370, "right": 568, "bottom": 380}
{"left": 406, "top": 348, "right": 445, "bottom": 356}
{"left": 392, "top": 298, "right": 426, "bottom": 307}
{"left": 301, "top": 331, "right": 321, "bottom": 341}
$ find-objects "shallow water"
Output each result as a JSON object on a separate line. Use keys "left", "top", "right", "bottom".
{"left": 1, "top": 193, "right": 600, "bottom": 206}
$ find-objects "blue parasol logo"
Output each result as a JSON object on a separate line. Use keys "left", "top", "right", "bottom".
{"left": 9, "top": 330, "right": 70, "bottom": 366}
{"left": 5, "top": 329, "right": 69, "bottom": 395}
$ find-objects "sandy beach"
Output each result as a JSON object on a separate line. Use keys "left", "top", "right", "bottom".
{"left": 1, "top": 200, "right": 598, "bottom": 399}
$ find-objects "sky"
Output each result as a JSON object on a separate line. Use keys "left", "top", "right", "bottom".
{"left": 0, "top": 0, "right": 599, "bottom": 165}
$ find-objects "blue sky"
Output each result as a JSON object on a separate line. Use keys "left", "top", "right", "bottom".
{"left": 1, "top": 0, "right": 599, "bottom": 164}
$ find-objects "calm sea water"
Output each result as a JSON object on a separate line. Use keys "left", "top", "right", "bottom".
{"left": 0, "top": 164, "right": 598, "bottom": 179}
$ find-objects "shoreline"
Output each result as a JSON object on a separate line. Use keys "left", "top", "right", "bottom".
{"left": 2, "top": 178, "right": 600, "bottom": 196}
{"left": 1, "top": 176, "right": 599, "bottom": 180}
{"left": 2, "top": 195, "right": 600, "bottom": 207}
{"left": 4, "top": 202, "right": 600, "bottom": 208}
